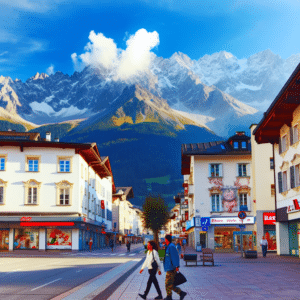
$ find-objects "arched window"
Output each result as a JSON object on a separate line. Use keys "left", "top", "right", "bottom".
{"left": 55, "top": 180, "right": 73, "bottom": 206}
{"left": 23, "top": 179, "right": 41, "bottom": 205}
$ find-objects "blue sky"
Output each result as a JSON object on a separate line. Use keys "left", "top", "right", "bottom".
{"left": 1, "top": 0, "right": 300, "bottom": 81}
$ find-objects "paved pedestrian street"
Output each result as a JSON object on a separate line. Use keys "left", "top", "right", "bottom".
{"left": 107, "top": 249, "right": 300, "bottom": 300}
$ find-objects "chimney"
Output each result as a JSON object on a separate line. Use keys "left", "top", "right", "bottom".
{"left": 46, "top": 132, "right": 51, "bottom": 141}
{"left": 235, "top": 131, "right": 245, "bottom": 136}
{"left": 54, "top": 137, "right": 59, "bottom": 142}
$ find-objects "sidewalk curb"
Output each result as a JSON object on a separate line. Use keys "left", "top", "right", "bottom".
{"left": 51, "top": 258, "right": 144, "bottom": 300}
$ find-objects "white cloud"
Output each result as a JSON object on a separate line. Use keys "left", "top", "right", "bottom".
{"left": 72, "top": 28, "right": 160, "bottom": 80}
{"left": 118, "top": 29, "right": 159, "bottom": 79}
{"left": 46, "top": 64, "right": 55, "bottom": 75}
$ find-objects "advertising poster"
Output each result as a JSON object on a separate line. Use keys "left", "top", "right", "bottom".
{"left": 47, "top": 229, "right": 72, "bottom": 249}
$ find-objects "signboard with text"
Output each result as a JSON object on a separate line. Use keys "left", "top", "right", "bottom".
{"left": 210, "top": 217, "right": 255, "bottom": 225}
{"left": 263, "top": 212, "right": 276, "bottom": 225}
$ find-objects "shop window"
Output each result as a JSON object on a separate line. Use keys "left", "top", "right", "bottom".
{"left": 239, "top": 193, "right": 248, "bottom": 211}
{"left": 14, "top": 229, "right": 39, "bottom": 249}
{"left": 0, "top": 179, "right": 7, "bottom": 205}
{"left": 55, "top": 180, "right": 73, "bottom": 206}
{"left": 24, "top": 179, "right": 41, "bottom": 205}
{"left": 209, "top": 164, "right": 222, "bottom": 177}
{"left": 57, "top": 156, "right": 72, "bottom": 173}
{"left": 0, "top": 155, "right": 7, "bottom": 171}
{"left": 47, "top": 229, "right": 72, "bottom": 250}
{"left": 0, "top": 230, "right": 9, "bottom": 250}
{"left": 211, "top": 194, "right": 222, "bottom": 212}
{"left": 25, "top": 155, "right": 41, "bottom": 172}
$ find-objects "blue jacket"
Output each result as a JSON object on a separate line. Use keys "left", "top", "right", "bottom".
{"left": 163, "top": 243, "right": 180, "bottom": 272}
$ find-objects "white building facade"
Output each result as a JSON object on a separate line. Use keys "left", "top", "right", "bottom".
{"left": 254, "top": 63, "right": 300, "bottom": 257}
{"left": 0, "top": 131, "right": 115, "bottom": 251}
{"left": 182, "top": 132, "right": 256, "bottom": 252}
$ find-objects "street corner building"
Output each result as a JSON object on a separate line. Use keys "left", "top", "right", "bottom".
{"left": 0, "top": 131, "right": 116, "bottom": 251}
{"left": 180, "top": 130, "right": 277, "bottom": 254}
{"left": 254, "top": 62, "right": 300, "bottom": 258}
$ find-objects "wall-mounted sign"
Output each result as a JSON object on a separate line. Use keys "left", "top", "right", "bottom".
{"left": 201, "top": 217, "right": 211, "bottom": 227}
{"left": 185, "top": 218, "right": 194, "bottom": 230}
{"left": 263, "top": 212, "right": 276, "bottom": 225}
{"left": 287, "top": 198, "right": 300, "bottom": 213}
{"left": 210, "top": 217, "right": 255, "bottom": 224}
{"left": 20, "top": 217, "right": 32, "bottom": 222}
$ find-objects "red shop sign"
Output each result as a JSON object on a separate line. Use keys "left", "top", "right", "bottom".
{"left": 263, "top": 212, "right": 276, "bottom": 225}
{"left": 20, "top": 217, "right": 32, "bottom": 221}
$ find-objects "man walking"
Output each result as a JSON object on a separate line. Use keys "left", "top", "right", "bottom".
{"left": 163, "top": 235, "right": 187, "bottom": 300}
{"left": 260, "top": 236, "right": 268, "bottom": 257}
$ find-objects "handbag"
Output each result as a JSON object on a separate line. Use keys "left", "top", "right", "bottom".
{"left": 174, "top": 271, "right": 187, "bottom": 286}
{"left": 151, "top": 250, "right": 158, "bottom": 270}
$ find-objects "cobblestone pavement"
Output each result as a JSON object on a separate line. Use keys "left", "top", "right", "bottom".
{"left": 107, "top": 247, "right": 300, "bottom": 300}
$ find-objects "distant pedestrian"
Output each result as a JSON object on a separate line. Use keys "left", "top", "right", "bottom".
{"left": 109, "top": 239, "right": 114, "bottom": 252}
{"left": 126, "top": 240, "right": 131, "bottom": 252}
{"left": 181, "top": 238, "right": 186, "bottom": 253}
{"left": 260, "top": 236, "right": 268, "bottom": 257}
{"left": 89, "top": 237, "right": 93, "bottom": 252}
{"left": 119, "top": 240, "right": 122, "bottom": 246}
{"left": 138, "top": 241, "right": 163, "bottom": 300}
{"left": 176, "top": 240, "right": 182, "bottom": 257}
{"left": 163, "top": 235, "right": 187, "bottom": 300}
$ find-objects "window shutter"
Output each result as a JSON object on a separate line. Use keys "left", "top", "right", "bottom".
{"left": 278, "top": 172, "right": 283, "bottom": 193}
{"left": 208, "top": 164, "right": 211, "bottom": 177}
{"left": 247, "top": 164, "right": 251, "bottom": 177}
{"left": 290, "top": 127, "right": 294, "bottom": 145}
{"left": 219, "top": 164, "right": 223, "bottom": 177}
{"left": 279, "top": 138, "right": 282, "bottom": 154}
{"left": 290, "top": 166, "right": 295, "bottom": 189}
{"left": 237, "top": 164, "right": 240, "bottom": 177}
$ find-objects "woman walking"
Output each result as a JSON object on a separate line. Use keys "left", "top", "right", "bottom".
{"left": 139, "top": 241, "right": 163, "bottom": 300}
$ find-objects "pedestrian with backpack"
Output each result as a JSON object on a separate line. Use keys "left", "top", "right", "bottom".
{"left": 138, "top": 241, "right": 163, "bottom": 299}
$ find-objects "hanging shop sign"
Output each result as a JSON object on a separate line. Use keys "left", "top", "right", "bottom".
{"left": 183, "top": 183, "right": 189, "bottom": 196}
{"left": 263, "top": 212, "right": 276, "bottom": 225}
{"left": 210, "top": 217, "right": 255, "bottom": 224}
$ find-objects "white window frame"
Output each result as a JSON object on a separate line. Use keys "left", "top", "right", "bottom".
{"left": 0, "top": 155, "right": 7, "bottom": 171}
{"left": 55, "top": 180, "right": 73, "bottom": 206}
{"left": 24, "top": 179, "right": 41, "bottom": 205}
{"left": 211, "top": 194, "right": 222, "bottom": 212}
{"left": 238, "top": 164, "right": 247, "bottom": 177}
{"left": 25, "top": 155, "right": 41, "bottom": 172}
{"left": 57, "top": 156, "right": 73, "bottom": 173}
{"left": 239, "top": 193, "right": 248, "bottom": 210}
{"left": 209, "top": 164, "right": 222, "bottom": 177}
{"left": 0, "top": 179, "right": 8, "bottom": 204}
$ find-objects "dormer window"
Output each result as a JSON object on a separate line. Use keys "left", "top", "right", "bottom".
{"left": 241, "top": 141, "right": 247, "bottom": 149}
{"left": 233, "top": 141, "right": 239, "bottom": 149}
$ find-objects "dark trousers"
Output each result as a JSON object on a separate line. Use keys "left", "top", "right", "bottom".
{"left": 262, "top": 245, "right": 267, "bottom": 257}
{"left": 144, "top": 269, "right": 162, "bottom": 296}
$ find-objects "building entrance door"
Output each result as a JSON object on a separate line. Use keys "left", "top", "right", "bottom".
{"left": 200, "top": 233, "right": 206, "bottom": 248}
{"left": 233, "top": 231, "right": 254, "bottom": 252}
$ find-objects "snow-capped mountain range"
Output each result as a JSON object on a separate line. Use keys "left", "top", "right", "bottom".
{"left": 0, "top": 49, "right": 299, "bottom": 137}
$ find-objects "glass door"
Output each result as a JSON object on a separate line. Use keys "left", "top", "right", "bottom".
{"left": 233, "top": 231, "right": 254, "bottom": 252}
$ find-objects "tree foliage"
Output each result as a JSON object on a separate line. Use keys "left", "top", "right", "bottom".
{"left": 142, "top": 195, "right": 170, "bottom": 247}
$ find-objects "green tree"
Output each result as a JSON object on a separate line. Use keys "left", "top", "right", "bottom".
{"left": 142, "top": 195, "right": 170, "bottom": 248}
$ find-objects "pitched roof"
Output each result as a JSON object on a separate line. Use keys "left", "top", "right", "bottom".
{"left": 0, "top": 131, "right": 41, "bottom": 141}
{"left": 113, "top": 187, "right": 134, "bottom": 199}
{"left": 254, "top": 62, "right": 300, "bottom": 144}
{"left": 181, "top": 132, "right": 251, "bottom": 175}
{"left": 0, "top": 131, "right": 116, "bottom": 193}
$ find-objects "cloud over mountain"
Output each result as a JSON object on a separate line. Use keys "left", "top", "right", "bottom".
{"left": 71, "top": 29, "right": 159, "bottom": 80}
